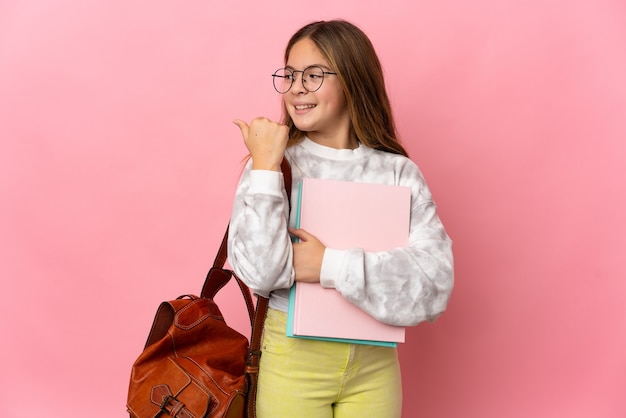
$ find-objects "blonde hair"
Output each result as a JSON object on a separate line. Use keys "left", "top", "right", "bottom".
{"left": 282, "top": 20, "right": 408, "bottom": 157}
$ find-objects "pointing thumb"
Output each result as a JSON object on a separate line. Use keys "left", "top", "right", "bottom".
{"left": 232, "top": 119, "right": 249, "bottom": 140}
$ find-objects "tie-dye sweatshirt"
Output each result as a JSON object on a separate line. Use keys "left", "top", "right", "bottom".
{"left": 227, "top": 137, "right": 453, "bottom": 326}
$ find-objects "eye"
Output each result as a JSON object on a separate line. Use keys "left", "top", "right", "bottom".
{"left": 273, "top": 68, "right": 294, "bottom": 81}
{"left": 305, "top": 68, "right": 324, "bottom": 80}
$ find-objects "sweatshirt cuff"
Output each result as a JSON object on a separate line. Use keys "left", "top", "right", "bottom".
{"left": 249, "top": 170, "right": 284, "bottom": 197}
{"left": 320, "top": 248, "right": 345, "bottom": 288}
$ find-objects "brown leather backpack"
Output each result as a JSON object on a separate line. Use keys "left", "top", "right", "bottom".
{"left": 127, "top": 159, "right": 291, "bottom": 418}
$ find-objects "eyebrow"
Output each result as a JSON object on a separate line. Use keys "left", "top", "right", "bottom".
{"left": 285, "top": 64, "right": 334, "bottom": 71}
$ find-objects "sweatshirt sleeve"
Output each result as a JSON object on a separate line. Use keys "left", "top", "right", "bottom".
{"left": 319, "top": 163, "right": 454, "bottom": 327}
{"left": 227, "top": 162, "right": 294, "bottom": 297}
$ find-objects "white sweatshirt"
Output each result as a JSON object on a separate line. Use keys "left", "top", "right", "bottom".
{"left": 228, "top": 137, "right": 453, "bottom": 327}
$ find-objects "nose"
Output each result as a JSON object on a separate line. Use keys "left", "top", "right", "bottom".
{"left": 290, "top": 71, "right": 307, "bottom": 94}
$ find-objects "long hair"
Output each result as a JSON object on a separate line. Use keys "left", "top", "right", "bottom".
{"left": 282, "top": 20, "right": 408, "bottom": 157}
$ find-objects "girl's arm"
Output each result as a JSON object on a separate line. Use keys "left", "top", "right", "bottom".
{"left": 228, "top": 117, "right": 293, "bottom": 296}
{"left": 227, "top": 164, "right": 294, "bottom": 296}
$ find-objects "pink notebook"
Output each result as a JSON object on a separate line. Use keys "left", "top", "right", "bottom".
{"left": 287, "top": 178, "right": 410, "bottom": 346}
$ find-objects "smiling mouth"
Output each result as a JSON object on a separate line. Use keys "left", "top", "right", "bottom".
{"left": 295, "top": 104, "right": 316, "bottom": 110}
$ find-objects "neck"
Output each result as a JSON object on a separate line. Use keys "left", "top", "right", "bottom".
{"left": 307, "top": 130, "right": 358, "bottom": 150}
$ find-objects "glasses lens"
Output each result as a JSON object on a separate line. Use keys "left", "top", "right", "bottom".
{"left": 272, "top": 68, "right": 293, "bottom": 94}
{"left": 302, "top": 66, "right": 325, "bottom": 92}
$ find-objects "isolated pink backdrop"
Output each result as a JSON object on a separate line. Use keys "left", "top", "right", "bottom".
{"left": 1, "top": 1, "right": 625, "bottom": 417}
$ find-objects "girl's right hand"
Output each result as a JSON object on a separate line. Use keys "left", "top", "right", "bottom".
{"left": 233, "top": 117, "right": 289, "bottom": 171}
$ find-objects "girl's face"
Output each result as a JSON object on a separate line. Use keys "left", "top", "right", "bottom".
{"left": 284, "top": 38, "right": 351, "bottom": 146}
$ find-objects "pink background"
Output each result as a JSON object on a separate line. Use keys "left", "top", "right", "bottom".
{"left": 1, "top": 1, "right": 625, "bottom": 417}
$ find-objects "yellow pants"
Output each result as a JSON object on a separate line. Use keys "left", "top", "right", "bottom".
{"left": 256, "top": 308, "right": 402, "bottom": 418}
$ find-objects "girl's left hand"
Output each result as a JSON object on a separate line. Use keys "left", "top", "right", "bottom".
{"left": 289, "top": 228, "right": 325, "bottom": 283}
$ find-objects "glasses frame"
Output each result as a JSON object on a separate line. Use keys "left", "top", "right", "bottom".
{"left": 272, "top": 65, "right": 338, "bottom": 94}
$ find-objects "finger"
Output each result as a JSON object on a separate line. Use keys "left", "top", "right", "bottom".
{"left": 232, "top": 119, "right": 249, "bottom": 140}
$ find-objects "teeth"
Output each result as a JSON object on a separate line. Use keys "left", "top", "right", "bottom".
{"left": 295, "top": 104, "right": 316, "bottom": 110}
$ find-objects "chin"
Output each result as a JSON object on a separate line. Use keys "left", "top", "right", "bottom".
{"left": 291, "top": 120, "right": 316, "bottom": 133}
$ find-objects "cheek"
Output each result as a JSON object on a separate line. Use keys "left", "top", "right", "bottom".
{"left": 320, "top": 88, "right": 347, "bottom": 112}
{"left": 282, "top": 99, "right": 295, "bottom": 117}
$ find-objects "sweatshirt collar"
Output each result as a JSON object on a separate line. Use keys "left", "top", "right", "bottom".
{"left": 300, "top": 137, "right": 366, "bottom": 160}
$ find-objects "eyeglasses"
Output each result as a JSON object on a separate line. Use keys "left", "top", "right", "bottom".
{"left": 272, "top": 65, "right": 337, "bottom": 94}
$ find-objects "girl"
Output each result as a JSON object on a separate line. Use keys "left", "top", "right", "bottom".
{"left": 229, "top": 20, "right": 453, "bottom": 418}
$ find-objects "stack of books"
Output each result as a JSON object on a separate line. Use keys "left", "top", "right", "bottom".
{"left": 287, "top": 178, "right": 411, "bottom": 347}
